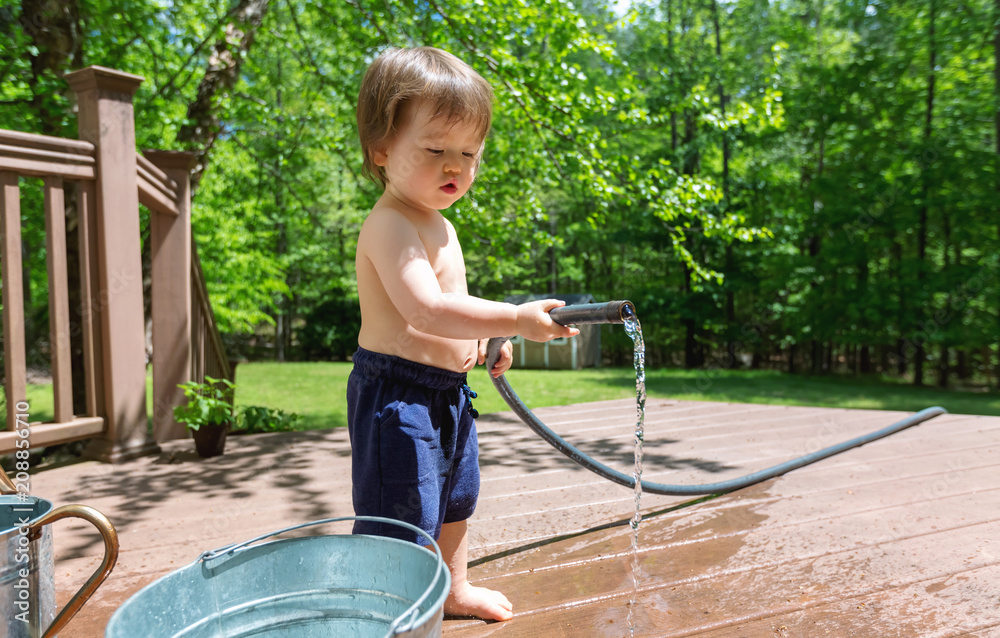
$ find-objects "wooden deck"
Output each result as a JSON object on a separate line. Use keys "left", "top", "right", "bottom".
{"left": 28, "top": 398, "right": 1000, "bottom": 637}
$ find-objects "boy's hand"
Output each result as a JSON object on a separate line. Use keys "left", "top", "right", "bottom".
{"left": 478, "top": 339, "right": 513, "bottom": 377}
{"left": 515, "top": 300, "right": 580, "bottom": 343}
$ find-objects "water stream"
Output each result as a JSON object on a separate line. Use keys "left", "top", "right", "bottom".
{"left": 623, "top": 315, "right": 646, "bottom": 636}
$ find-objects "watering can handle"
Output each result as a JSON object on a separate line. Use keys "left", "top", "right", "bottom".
{"left": 27, "top": 504, "right": 120, "bottom": 638}
{"left": 198, "top": 515, "right": 446, "bottom": 638}
{"left": 0, "top": 469, "right": 18, "bottom": 495}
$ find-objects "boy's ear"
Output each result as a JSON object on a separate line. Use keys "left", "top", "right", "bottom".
{"left": 372, "top": 144, "right": 389, "bottom": 167}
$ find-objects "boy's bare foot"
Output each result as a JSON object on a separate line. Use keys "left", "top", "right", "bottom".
{"left": 445, "top": 582, "right": 514, "bottom": 621}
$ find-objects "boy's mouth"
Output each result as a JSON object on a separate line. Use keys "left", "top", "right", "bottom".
{"left": 440, "top": 182, "right": 458, "bottom": 195}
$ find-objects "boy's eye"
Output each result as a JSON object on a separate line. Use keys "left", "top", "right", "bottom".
{"left": 427, "top": 149, "right": 443, "bottom": 155}
{"left": 463, "top": 152, "right": 476, "bottom": 158}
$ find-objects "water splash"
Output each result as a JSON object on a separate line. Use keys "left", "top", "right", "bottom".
{"left": 624, "top": 315, "right": 646, "bottom": 636}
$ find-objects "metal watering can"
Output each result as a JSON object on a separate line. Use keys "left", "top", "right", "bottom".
{"left": 0, "top": 470, "right": 119, "bottom": 637}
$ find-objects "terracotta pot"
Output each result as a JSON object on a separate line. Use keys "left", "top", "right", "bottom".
{"left": 191, "top": 424, "right": 228, "bottom": 458}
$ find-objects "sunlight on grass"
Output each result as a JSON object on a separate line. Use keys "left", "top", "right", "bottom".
{"left": 233, "top": 362, "right": 352, "bottom": 431}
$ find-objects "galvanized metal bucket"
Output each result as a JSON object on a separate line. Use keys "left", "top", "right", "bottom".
{"left": 106, "top": 516, "right": 451, "bottom": 638}
{"left": 0, "top": 473, "right": 119, "bottom": 638}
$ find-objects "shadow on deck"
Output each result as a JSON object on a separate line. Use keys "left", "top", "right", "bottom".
{"left": 30, "top": 399, "right": 1000, "bottom": 637}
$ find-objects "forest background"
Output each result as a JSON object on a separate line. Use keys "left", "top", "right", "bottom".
{"left": 2, "top": 0, "right": 998, "bottom": 390}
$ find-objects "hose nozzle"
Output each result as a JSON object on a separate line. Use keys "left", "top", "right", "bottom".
{"left": 549, "top": 300, "right": 635, "bottom": 326}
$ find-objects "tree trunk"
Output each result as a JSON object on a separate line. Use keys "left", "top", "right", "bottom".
{"left": 20, "top": 0, "right": 83, "bottom": 135}
{"left": 274, "top": 61, "right": 286, "bottom": 362}
{"left": 274, "top": 222, "right": 287, "bottom": 363}
{"left": 681, "top": 1, "right": 700, "bottom": 181}
{"left": 683, "top": 261, "right": 698, "bottom": 368}
{"left": 667, "top": 0, "right": 678, "bottom": 152}
{"left": 284, "top": 289, "right": 295, "bottom": 358}
{"left": 893, "top": 239, "right": 907, "bottom": 375}
{"left": 937, "top": 345, "right": 949, "bottom": 388}
{"left": 955, "top": 350, "right": 969, "bottom": 381}
{"left": 177, "top": 0, "right": 271, "bottom": 190}
{"left": 856, "top": 258, "right": 870, "bottom": 375}
{"left": 682, "top": 111, "right": 699, "bottom": 176}
{"left": 988, "top": 348, "right": 995, "bottom": 386}
{"left": 806, "top": 0, "right": 826, "bottom": 377}
{"left": 994, "top": 0, "right": 1000, "bottom": 389}
{"left": 709, "top": 0, "right": 729, "bottom": 183}
{"left": 860, "top": 344, "right": 872, "bottom": 374}
{"left": 549, "top": 208, "right": 558, "bottom": 294}
{"left": 710, "top": 0, "right": 736, "bottom": 362}
{"left": 679, "top": 13, "right": 700, "bottom": 371}
{"left": 937, "top": 205, "right": 951, "bottom": 388}
{"left": 914, "top": 0, "right": 936, "bottom": 387}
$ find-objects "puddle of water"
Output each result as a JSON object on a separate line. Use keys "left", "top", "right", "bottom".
{"left": 624, "top": 314, "right": 646, "bottom": 637}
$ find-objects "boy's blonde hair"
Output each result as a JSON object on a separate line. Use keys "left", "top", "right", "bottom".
{"left": 356, "top": 47, "right": 494, "bottom": 186}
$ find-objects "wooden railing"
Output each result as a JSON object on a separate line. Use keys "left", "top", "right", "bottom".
{"left": 0, "top": 66, "right": 233, "bottom": 460}
{"left": 191, "top": 245, "right": 234, "bottom": 384}
{"left": 0, "top": 131, "right": 105, "bottom": 453}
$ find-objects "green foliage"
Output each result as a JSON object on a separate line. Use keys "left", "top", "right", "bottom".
{"left": 299, "top": 289, "right": 362, "bottom": 360}
{"left": 173, "top": 376, "right": 236, "bottom": 431}
{"left": 234, "top": 405, "right": 301, "bottom": 434}
{"left": 193, "top": 142, "right": 290, "bottom": 333}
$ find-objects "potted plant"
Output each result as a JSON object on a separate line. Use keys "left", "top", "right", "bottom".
{"left": 173, "top": 376, "right": 236, "bottom": 458}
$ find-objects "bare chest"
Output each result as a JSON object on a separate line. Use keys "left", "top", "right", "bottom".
{"left": 417, "top": 223, "right": 467, "bottom": 293}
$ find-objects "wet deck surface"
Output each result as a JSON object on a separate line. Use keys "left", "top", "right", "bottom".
{"left": 29, "top": 398, "right": 1000, "bottom": 637}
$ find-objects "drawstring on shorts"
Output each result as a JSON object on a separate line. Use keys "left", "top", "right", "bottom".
{"left": 461, "top": 383, "right": 479, "bottom": 419}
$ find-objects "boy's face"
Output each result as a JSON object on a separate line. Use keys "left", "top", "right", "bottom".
{"left": 374, "top": 100, "right": 484, "bottom": 213}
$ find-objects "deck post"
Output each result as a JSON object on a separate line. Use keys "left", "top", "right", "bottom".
{"left": 66, "top": 66, "right": 159, "bottom": 461}
{"left": 145, "top": 151, "right": 194, "bottom": 441}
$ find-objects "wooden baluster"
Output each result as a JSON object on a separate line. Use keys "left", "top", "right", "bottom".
{"left": 193, "top": 295, "right": 203, "bottom": 382}
{"left": 0, "top": 172, "right": 27, "bottom": 431}
{"left": 44, "top": 176, "right": 74, "bottom": 423}
{"left": 76, "top": 180, "right": 103, "bottom": 418}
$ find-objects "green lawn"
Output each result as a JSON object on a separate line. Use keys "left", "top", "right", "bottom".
{"left": 231, "top": 362, "right": 1000, "bottom": 430}
{"left": 20, "top": 362, "right": 998, "bottom": 431}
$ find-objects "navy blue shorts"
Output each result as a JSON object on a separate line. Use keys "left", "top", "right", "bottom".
{"left": 347, "top": 347, "right": 480, "bottom": 544}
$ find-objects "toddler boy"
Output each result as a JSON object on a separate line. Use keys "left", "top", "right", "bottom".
{"left": 348, "top": 46, "right": 578, "bottom": 621}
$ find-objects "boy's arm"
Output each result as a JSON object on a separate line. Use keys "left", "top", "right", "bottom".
{"left": 363, "top": 209, "right": 576, "bottom": 341}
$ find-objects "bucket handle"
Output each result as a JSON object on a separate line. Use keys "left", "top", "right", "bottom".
{"left": 27, "top": 504, "right": 120, "bottom": 638}
{"left": 198, "top": 515, "right": 447, "bottom": 637}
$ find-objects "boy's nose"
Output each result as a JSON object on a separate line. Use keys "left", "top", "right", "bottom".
{"left": 444, "top": 163, "right": 461, "bottom": 176}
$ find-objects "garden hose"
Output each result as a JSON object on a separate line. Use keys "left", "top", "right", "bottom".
{"left": 485, "top": 302, "right": 947, "bottom": 497}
